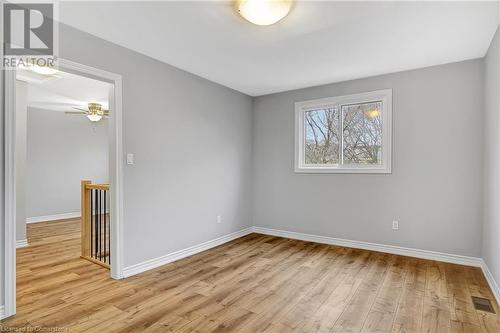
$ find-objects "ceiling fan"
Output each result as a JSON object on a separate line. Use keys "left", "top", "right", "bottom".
{"left": 64, "top": 102, "right": 109, "bottom": 122}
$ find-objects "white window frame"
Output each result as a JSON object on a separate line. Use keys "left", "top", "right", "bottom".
{"left": 295, "top": 89, "right": 392, "bottom": 174}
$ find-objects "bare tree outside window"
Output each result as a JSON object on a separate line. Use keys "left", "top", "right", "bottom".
{"left": 342, "top": 102, "right": 382, "bottom": 165}
{"left": 296, "top": 89, "right": 391, "bottom": 173}
{"left": 304, "top": 108, "right": 340, "bottom": 164}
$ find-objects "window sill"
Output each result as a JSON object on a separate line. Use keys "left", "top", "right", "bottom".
{"left": 294, "top": 166, "right": 392, "bottom": 174}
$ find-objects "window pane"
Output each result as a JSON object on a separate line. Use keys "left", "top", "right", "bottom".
{"left": 304, "top": 107, "right": 340, "bottom": 164}
{"left": 342, "top": 101, "right": 383, "bottom": 165}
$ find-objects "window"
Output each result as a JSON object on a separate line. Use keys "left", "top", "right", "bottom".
{"left": 295, "top": 89, "right": 392, "bottom": 173}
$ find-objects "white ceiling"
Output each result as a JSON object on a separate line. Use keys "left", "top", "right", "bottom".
{"left": 18, "top": 69, "right": 111, "bottom": 112}
{"left": 59, "top": 1, "right": 500, "bottom": 96}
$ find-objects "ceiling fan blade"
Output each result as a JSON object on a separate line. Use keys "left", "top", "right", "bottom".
{"left": 33, "top": 102, "right": 81, "bottom": 106}
{"left": 65, "top": 111, "right": 87, "bottom": 115}
{"left": 72, "top": 107, "right": 89, "bottom": 112}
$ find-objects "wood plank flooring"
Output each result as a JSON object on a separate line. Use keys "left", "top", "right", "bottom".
{"left": 2, "top": 218, "right": 500, "bottom": 332}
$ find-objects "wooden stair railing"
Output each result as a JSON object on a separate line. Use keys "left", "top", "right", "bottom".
{"left": 81, "top": 180, "right": 110, "bottom": 269}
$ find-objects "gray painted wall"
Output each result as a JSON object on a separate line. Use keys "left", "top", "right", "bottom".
{"left": 58, "top": 24, "right": 254, "bottom": 267}
{"left": 15, "top": 81, "right": 27, "bottom": 242}
{"left": 26, "top": 109, "right": 109, "bottom": 219}
{"left": 483, "top": 27, "right": 500, "bottom": 285}
{"left": 252, "top": 60, "right": 484, "bottom": 257}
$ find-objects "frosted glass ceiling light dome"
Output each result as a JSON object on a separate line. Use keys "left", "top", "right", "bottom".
{"left": 87, "top": 114, "right": 102, "bottom": 122}
{"left": 17, "top": 63, "right": 58, "bottom": 76}
{"left": 237, "top": 0, "right": 292, "bottom": 26}
{"left": 31, "top": 65, "right": 58, "bottom": 76}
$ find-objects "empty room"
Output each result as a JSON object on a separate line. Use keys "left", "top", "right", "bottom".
{"left": 1, "top": 1, "right": 500, "bottom": 332}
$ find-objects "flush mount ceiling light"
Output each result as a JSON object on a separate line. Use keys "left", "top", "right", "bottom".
{"left": 236, "top": 0, "right": 292, "bottom": 26}
{"left": 18, "top": 63, "right": 59, "bottom": 76}
{"left": 30, "top": 65, "right": 58, "bottom": 76}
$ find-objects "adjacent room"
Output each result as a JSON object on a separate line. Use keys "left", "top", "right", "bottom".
{"left": 14, "top": 66, "right": 113, "bottom": 282}
{"left": 1, "top": 1, "right": 500, "bottom": 332}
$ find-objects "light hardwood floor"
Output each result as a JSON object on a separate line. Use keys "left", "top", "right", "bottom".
{"left": 2, "top": 218, "right": 500, "bottom": 332}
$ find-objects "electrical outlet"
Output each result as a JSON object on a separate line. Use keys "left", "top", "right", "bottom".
{"left": 392, "top": 220, "right": 399, "bottom": 230}
{"left": 216, "top": 215, "right": 222, "bottom": 224}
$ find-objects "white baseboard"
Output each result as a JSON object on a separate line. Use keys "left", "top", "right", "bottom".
{"left": 26, "top": 212, "right": 80, "bottom": 224}
{"left": 252, "top": 226, "right": 483, "bottom": 267}
{"left": 480, "top": 260, "right": 500, "bottom": 305}
{"left": 123, "top": 227, "right": 254, "bottom": 277}
{"left": 118, "top": 225, "right": 500, "bottom": 307}
{"left": 0, "top": 305, "right": 5, "bottom": 320}
{"left": 16, "top": 239, "right": 28, "bottom": 248}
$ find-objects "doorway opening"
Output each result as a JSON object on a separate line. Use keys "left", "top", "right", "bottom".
{"left": 3, "top": 60, "right": 124, "bottom": 319}
{"left": 18, "top": 68, "right": 111, "bottom": 265}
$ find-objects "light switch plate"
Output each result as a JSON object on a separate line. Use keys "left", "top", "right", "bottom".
{"left": 126, "top": 153, "right": 134, "bottom": 165}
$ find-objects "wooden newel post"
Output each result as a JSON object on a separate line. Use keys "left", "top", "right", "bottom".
{"left": 81, "top": 180, "right": 92, "bottom": 258}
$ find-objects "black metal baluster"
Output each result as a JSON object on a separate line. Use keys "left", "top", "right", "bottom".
{"left": 91, "top": 189, "right": 93, "bottom": 258}
{"left": 104, "top": 190, "right": 107, "bottom": 264}
{"left": 90, "top": 189, "right": 96, "bottom": 258}
{"left": 94, "top": 189, "right": 98, "bottom": 259}
{"left": 108, "top": 190, "right": 111, "bottom": 265}
{"left": 101, "top": 189, "right": 104, "bottom": 263}
{"left": 101, "top": 189, "right": 103, "bottom": 262}
{"left": 91, "top": 189, "right": 94, "bottom": 259}
{"left": 101, "top": 189, "right": 104, "bottom": 262}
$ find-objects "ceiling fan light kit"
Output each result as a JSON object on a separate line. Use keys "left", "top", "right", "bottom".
{"left": 236, "top": 0, "right": 292, "bottom": 26}
{"left": 86, "top": 102, "right": 105, "bottom": 122}
{"left": 65, "top": 102, "right": 109, "bottom": 122}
